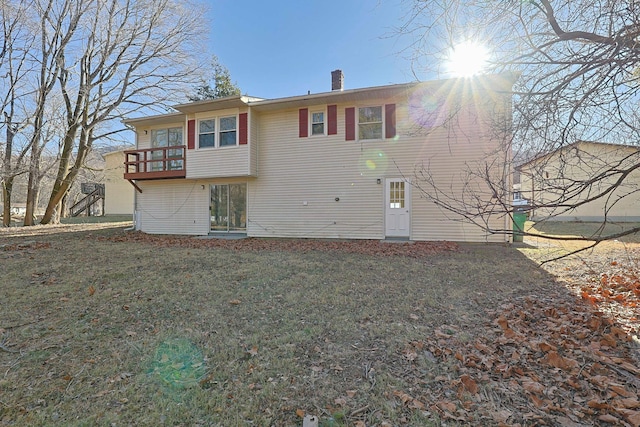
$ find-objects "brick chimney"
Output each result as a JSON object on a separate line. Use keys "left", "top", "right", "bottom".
{"left": 331, "top": 69, "right": 344, "bottom": 91}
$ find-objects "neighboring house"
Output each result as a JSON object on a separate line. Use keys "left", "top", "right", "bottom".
{"left": 10, "top": 203, "right": 27, "bottom": 216}
{"left": 518, "top": 141, "right": 640, "bottom": 221}
{"left": 123, "top": 71, "right": 515, "bottom": 242}
{"left": 104, "top": 150, "right": 134, "bottom": 215}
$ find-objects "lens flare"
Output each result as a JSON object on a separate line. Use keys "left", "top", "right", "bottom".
{"left": 150, "top": 338, "right": 208, "bottom": 389}
{"left": 408, "top": 86, "right": 446, "bottom": 129}
{"left": 358, "top": 149, "right": 389, "bottom": 176}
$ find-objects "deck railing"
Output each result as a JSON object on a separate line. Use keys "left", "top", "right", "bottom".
{"left": 124, "top": 145, "right": 186, "bottom": 180}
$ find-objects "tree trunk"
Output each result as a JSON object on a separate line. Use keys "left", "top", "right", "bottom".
{"left": 40, "top": 125, "right": 79, "bottom": 225}
{"left": 23, "top": 146, "right": 42, "bottom": 226}
{"left": 2, "top": 178, "right": 14, "bottom": 227}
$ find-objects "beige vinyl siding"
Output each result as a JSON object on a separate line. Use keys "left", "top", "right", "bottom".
{"left": 248, "top": 90, "right": 509, "bottom": 242}
{"left": 521, "top": 142, "right": 640, "bottom": 221}
{"left": 249, "top": 110, "right": 259, "bottom": 176}
{"left": 186, "top": 108, "right": 254, "bottom": 179}
{"left": 136, "top": 121, "right": 185, "bottom": 150}
{"left": 103, "top": 151, "right": 133, "bottom": 215}
{"left": 135, "top": 179, "right": 209, "bottom": 235}
{"left": 248, "top": 103, "right": 379, "bottom": 239}
{"left": 137, "top": 130, "right": 151, "bottom": 150}
{"left": 186, "top": 146, "right": 250, "bottom": 178}
{"left": 410, "top": 99, "right": 510, "bottom": 241}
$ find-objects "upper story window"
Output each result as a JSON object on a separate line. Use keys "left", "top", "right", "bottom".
{"left": 219, "top": 116, "right": 237, "bottom": 147}
{"left": 199, "top": 119, "right": 216, "bottom": 148}
{"left": 358, "top": 106, "right": 383, "bottom": 140}
{"left": 152, "top": 127, "right": 183, "bottom": 147}
{"left": 198, "top": 116, "right": 237, "bottom": 149}
{"left": 311, "top": 111, "right": 325, "bottom": 135}
{"left": 150, "top": 126, "right": 183, "bottom": 170}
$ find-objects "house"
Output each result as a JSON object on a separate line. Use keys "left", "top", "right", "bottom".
{"left": 517, "top": 141, "right": 640, "bottom": 221}
{"left": 123, "top": 71, "right": 515, "bottom": 242}
{"left": 103, "top": 150, "right": 134, "bottom": 215}
{"left": 10, "top": 203, "right": 27, "bottom": 217}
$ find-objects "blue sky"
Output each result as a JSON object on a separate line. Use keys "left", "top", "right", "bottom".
{"left": 206, "top": 1, "right": 427, "bottom": 99}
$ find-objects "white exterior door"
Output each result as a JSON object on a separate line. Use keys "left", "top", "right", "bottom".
{"left": 385, "top": 178, "right": 411, "bottom": 238}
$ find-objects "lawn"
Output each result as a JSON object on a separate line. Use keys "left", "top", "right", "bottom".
{"left": 1, "top": 222, "right": 639, "bottom": 426}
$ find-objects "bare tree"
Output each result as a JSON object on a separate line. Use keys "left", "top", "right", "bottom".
{"left": 399, "top": 0, "right": 640, "bottom": 247}
{"left": 39, "top": 0, "right": 205, "bottom": 224}
{"left": 0, "top": 0, "right": 34, "bottom": 226}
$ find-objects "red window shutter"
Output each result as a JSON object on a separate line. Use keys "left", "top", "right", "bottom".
{"left": 299, "top": 108, "right": 308, "bottom": 138}
{"left": 327, "top": 105, "right": 337, "bottom": 135}
{"left": 385, "top": 104, "right": 396, "bottom": 139}
{"left": 239, "top": 113, "right": 248, "bottom": 145}
{"left": 187, "top": 119, "right": 195, "bottom": 149}
{"left": 345, "top": 107, "right": 355, "bottom": 141}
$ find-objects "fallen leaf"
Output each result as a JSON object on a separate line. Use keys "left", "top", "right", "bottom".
{"left": 437, "top": 400, "right": 457, "bottom": 412}
{"left": 587, "top": 399, "right": 609, "bottom": 410}
{"left": 491, "top": 409, "right": 512, "bottom": 423}
{"left": 617, "top": 409, "right": 640, "bottom": 427}
{"left": 610, "top": 384, "right": 633, "bottom": 397}
{"left": 538, "top": 341, "right": 557, "bottom": 352}
{"left": 295, "top": 408, "right": 305, "bottom": 418}
{"left": 522, "top": 379, "right": 545, "bottom": 394}
{"left": 460, "top": 374, "right": 478, "bottom": 394}
{"left": 542, "top": 351, "right": 578, "bottom": 370}
{"left": 618, "top": 398, "right": 640, "bottom": 409}
{"left": 598, "top": 414, "right": 620, "bottom": 424}
{"left": 410, "top": 399, "right": 425, "bottom": 410}
{"left": 88, "top": 285, "right": 96, "bottom": 296}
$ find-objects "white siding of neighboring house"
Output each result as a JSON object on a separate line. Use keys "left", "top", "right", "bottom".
{"left": 520, "top": 141, "right": 640, "bottom": 221}
{"left": 247, "top": 86, "right": 510, "bottom": 242}
{"left": 104, "top": 151, "right": 134, "bottom": 215}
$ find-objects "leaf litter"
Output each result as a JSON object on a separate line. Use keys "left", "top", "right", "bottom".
{"left": 108, "top": 231, "right": 640, "bottom": 426}
{"left": 2, "top": 224, "right": 639, "bottom": 426}
{"left": 392, "top": 267, "right": 640, "bottom": 426}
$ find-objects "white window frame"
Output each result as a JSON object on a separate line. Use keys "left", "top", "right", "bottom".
{"left": 198, "top": 119, "right": 216, "bottom": 149}
{"left": 150, "top": 126, "right": 184, "bottom": 171}
{"left": 357, "top": 106, "right": 384, "bottom": 141}
{"left": 219, "top": 115, "right": 237, "bottom": 147}
{"left": 310, "top": 110, "right": 326, "bottom": 136}
{"left": 197, "top": 115, "right": 238, "bottom": 149}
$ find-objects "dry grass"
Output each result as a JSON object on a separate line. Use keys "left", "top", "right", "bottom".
{"left": 1, "top": 222, "right": 637, "bottom": 426}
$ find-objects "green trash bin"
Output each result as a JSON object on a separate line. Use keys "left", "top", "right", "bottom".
{"left": 512, "top": 211, "right": 527, "bottom": 242}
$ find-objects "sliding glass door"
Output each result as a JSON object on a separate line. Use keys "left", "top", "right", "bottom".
{"left": 210, "top": 184, "right": 246, "bottom": 232}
